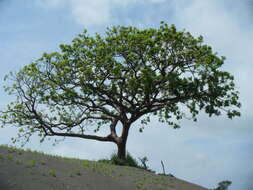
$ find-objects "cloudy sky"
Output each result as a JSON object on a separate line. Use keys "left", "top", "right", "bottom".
{"left": 0, "top": 0, "right": 252, "bottom": 189}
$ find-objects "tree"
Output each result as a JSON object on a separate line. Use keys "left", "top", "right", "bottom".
{"left": 0, "top": 22, "right": 241, "bottom": 160}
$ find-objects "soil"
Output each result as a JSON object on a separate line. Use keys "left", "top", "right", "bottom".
{"left": 0, "top": 146, "right": 208, "bottom": 190}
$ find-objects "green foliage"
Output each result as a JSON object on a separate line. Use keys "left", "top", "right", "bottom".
{"left": 15, "top": 159, "right": 22, "bottom": 164}
{"left": 136, "top": 182, "right": 147, "bottom": 190}
{"left": 0, "top": 22, "right": 241, "bottom": 158}
{"left": 7, "top": 154, "right": 13, "bottom": 161}
{"left": 69, "top": 169, "right": 82, "bottom": 177}
{"left": 82, "top": 160, "right": 91, "bottom": 169}
{"left": 74, "top": 168, "right": 82, "bottom": 176}
{"left": 111, "top": 152, "right": 139, "bottom": 167}
{"left": 99, "top": 152, "right": 139, "bottom": 168}
{"left": 26, "top": 159, "right": 36, "bottom": 167}
{"left": 98, "top": 152, "right": 154, "bottom": 172}
{"left": 48, "top": 169, "right": 56, "bottom": 177}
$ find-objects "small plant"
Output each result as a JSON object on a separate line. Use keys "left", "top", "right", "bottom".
{"left": 214, "top": 180, "right": 232, "bottom": 190}
{"left": 98, "top": 158, "right": 111, "bottom": 164}
{"left": 48, "top": 169, "right": 56, "bottom": 177}
{"left": 82, "top": 160, "right": 91, "bottom": 169}
{"left": 91, "top": 162, "right": 99, "bottom": 172}
{"left": 7, "top": 154, "right": 13, "bottom": 161}
{"left": 40, "top": 161, "right": 46, "bottom": 165}
{"left": 0, "top": 154, "right": 4, "bottom": 160}
{"left": 75, "top": 169, "right": 82, "bottom": 176}
{"left": 99, "top": 152, "right": 139, "bottom": 168}
{"left": 15, "top": 159, "right": 22, "bottom": 164}
{"left": 136, "top": 182, "right": 147, "bottom": 190}
{"left": 26, "top": 148, "right": 32, "bottom": 152}
{"left": 69, "top": 168, "right": 82, "bottom": 177}
{"left": 26, "top": 159, "right": 36, "bottom": 167}
{"left": 8, "top": 149, "right": 16, "bottom": 153}
{"left": 138, "top": 156, "right": 149, "bottom": 170}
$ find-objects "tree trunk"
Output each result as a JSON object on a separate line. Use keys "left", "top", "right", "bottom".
{"left": 117, "top": 140, "right": 127, "bottom": 159}
{"left": 116, "top": 123, "right": 130, "bottom": 160}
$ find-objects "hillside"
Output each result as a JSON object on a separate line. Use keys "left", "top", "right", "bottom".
{"left": 0, "top": 145, "right": 208, "bottom": 190}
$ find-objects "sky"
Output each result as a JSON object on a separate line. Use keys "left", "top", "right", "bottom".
{"left": 0, "top": 0, "right": 252, "bottom": 189}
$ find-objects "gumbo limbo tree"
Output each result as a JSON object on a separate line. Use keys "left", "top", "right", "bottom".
{"left": 0, "top": 22, "right": 241, "bottom": 159}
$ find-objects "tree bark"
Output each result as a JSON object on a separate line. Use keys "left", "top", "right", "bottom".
{"left": 116, "top": 122, "right": 130, "bottom": 160}
{"left": 117, "top": 140, "right": 127, "bottom": 159}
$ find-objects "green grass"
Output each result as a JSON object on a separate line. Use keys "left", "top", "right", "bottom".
{"left": 26, "top": 159, "right": 36, "bottom": 167}
{"left": 7, "top": 153, "right": 14, "bottom": 161}
{"left": 98, "top": 152, "right": 142, "bottom": 168}
{"left": 15, "top": 159, "right": 22, "bottom": 164}
{"left": 48, "top": 169, "right": 56, "bottom": 177}
{"left": 69, "top": 168, "right": 82, "bottom": 177}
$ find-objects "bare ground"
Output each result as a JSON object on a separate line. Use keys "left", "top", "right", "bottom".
{"left": 0, "top": 145, "right": 208, "bottom": 190}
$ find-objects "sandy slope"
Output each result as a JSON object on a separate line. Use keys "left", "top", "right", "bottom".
{"left": 0, "top": 146, "right": 208, "bottom": 190}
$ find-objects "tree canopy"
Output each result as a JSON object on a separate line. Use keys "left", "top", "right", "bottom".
{"left": 0, "top": 22, "right": 241, "bottom": 159}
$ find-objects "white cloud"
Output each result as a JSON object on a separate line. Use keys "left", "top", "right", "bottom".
{"left": 170, "top": 0, "right": 253, "bottom": 117}
{"left": 36, "top": 0, "right": 167, "bottom": 26}
{"left": 1, "top": 1, "right": 253, "bottom": 189}
{"left": 70, "top": 0, "right": 112, "bottom": 26}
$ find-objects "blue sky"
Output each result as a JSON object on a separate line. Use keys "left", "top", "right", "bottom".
{"left": 0, "top": 0, "right": 253, "bottom": 189}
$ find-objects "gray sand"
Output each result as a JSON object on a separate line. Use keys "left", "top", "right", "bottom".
{"left": 0, "top": 146, "right": 208, "bottom": 190}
